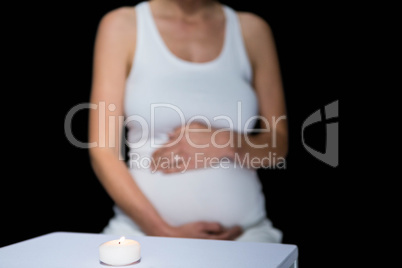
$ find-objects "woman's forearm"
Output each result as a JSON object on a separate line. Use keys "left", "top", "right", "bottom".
{"left": 227, "top": 130, "right": 288, "bottom": 169}
{"left": 150, "top": 121, "right": 288, "bottom": 172}
{"left": 89, "top": 148, "right": 170, "bottom": 236}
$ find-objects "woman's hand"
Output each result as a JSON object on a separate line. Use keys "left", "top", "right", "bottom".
{"left": 151, "top": 122, "right": 235, "bottom": 173}
{"left": 164, "top": 221, "right": 243, "bottom": 241}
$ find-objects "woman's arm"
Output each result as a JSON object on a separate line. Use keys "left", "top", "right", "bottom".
{"left": 234, "top": 12, "right": 288, "bottom": 166}
{"left": 88, "top": 7, "right": 170, "bottom": 236}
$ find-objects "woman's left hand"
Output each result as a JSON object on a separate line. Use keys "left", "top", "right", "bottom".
{"left": 151, "top": 122, "right": 235, "bottom": 173}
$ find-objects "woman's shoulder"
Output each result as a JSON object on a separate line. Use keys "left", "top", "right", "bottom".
{"left": 94, "top": 6, "right": 137, "bottom": 64}
{"left": 97, "top": 6, "right": 137, "bottom": 37}
{"left": 236, "top": 11, "right": 272, "bottom": 37}
{"left": 235, "top": 11, "right": 276, "bottom": 65}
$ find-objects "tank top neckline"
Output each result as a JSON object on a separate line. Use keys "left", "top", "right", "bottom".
{"left": 143, "top": 1, "right": 230, "bottom": 68}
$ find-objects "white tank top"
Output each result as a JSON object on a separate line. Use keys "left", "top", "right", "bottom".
{"left": 122, "top": 1, "right": 267, "bottom": 230}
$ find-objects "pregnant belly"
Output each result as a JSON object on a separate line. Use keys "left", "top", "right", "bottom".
{"left": 130, "top": 164, "right": 266, "bottom": 229}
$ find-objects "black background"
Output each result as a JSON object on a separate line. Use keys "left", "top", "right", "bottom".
{"left": 2, "top": 1, "right": 347, "bottom": 267}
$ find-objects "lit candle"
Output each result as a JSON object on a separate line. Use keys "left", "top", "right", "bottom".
{"left": 99, "top": 236, "right": 141, "bottom": 266}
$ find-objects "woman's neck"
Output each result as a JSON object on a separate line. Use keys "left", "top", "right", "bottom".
{"left": 150, "top": 0, "right": 218, "bottom": 19}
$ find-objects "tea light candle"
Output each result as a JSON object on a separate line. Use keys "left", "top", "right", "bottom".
{"left": 99, "top": 236, "right": 141, "bottom": 266}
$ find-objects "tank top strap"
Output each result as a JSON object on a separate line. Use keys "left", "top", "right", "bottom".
{"left": 223, "top": 5, "right": 253, "bottom": 82}
{"left": 130, "top": 1, "right": 163, "bottom": 76}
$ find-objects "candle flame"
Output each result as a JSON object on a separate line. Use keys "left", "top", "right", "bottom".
{"left": 118, "top": 236, "right": 125, "bottom": 244}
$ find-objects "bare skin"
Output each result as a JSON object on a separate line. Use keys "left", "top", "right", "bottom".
{"left": 88, "top": 0, "right": 287, "bottom": 240}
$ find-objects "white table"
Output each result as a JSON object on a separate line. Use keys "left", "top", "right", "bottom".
{"left": 0, "top": 232, "right": 298, "bottom": 268}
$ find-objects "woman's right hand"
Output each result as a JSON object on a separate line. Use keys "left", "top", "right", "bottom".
{"left": 164, "top": 222, "right": 243, "bottom": 241}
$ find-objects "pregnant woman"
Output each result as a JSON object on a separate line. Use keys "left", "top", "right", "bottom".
{"left": 89, "top": 0, "right": 287, "bottom": 242}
